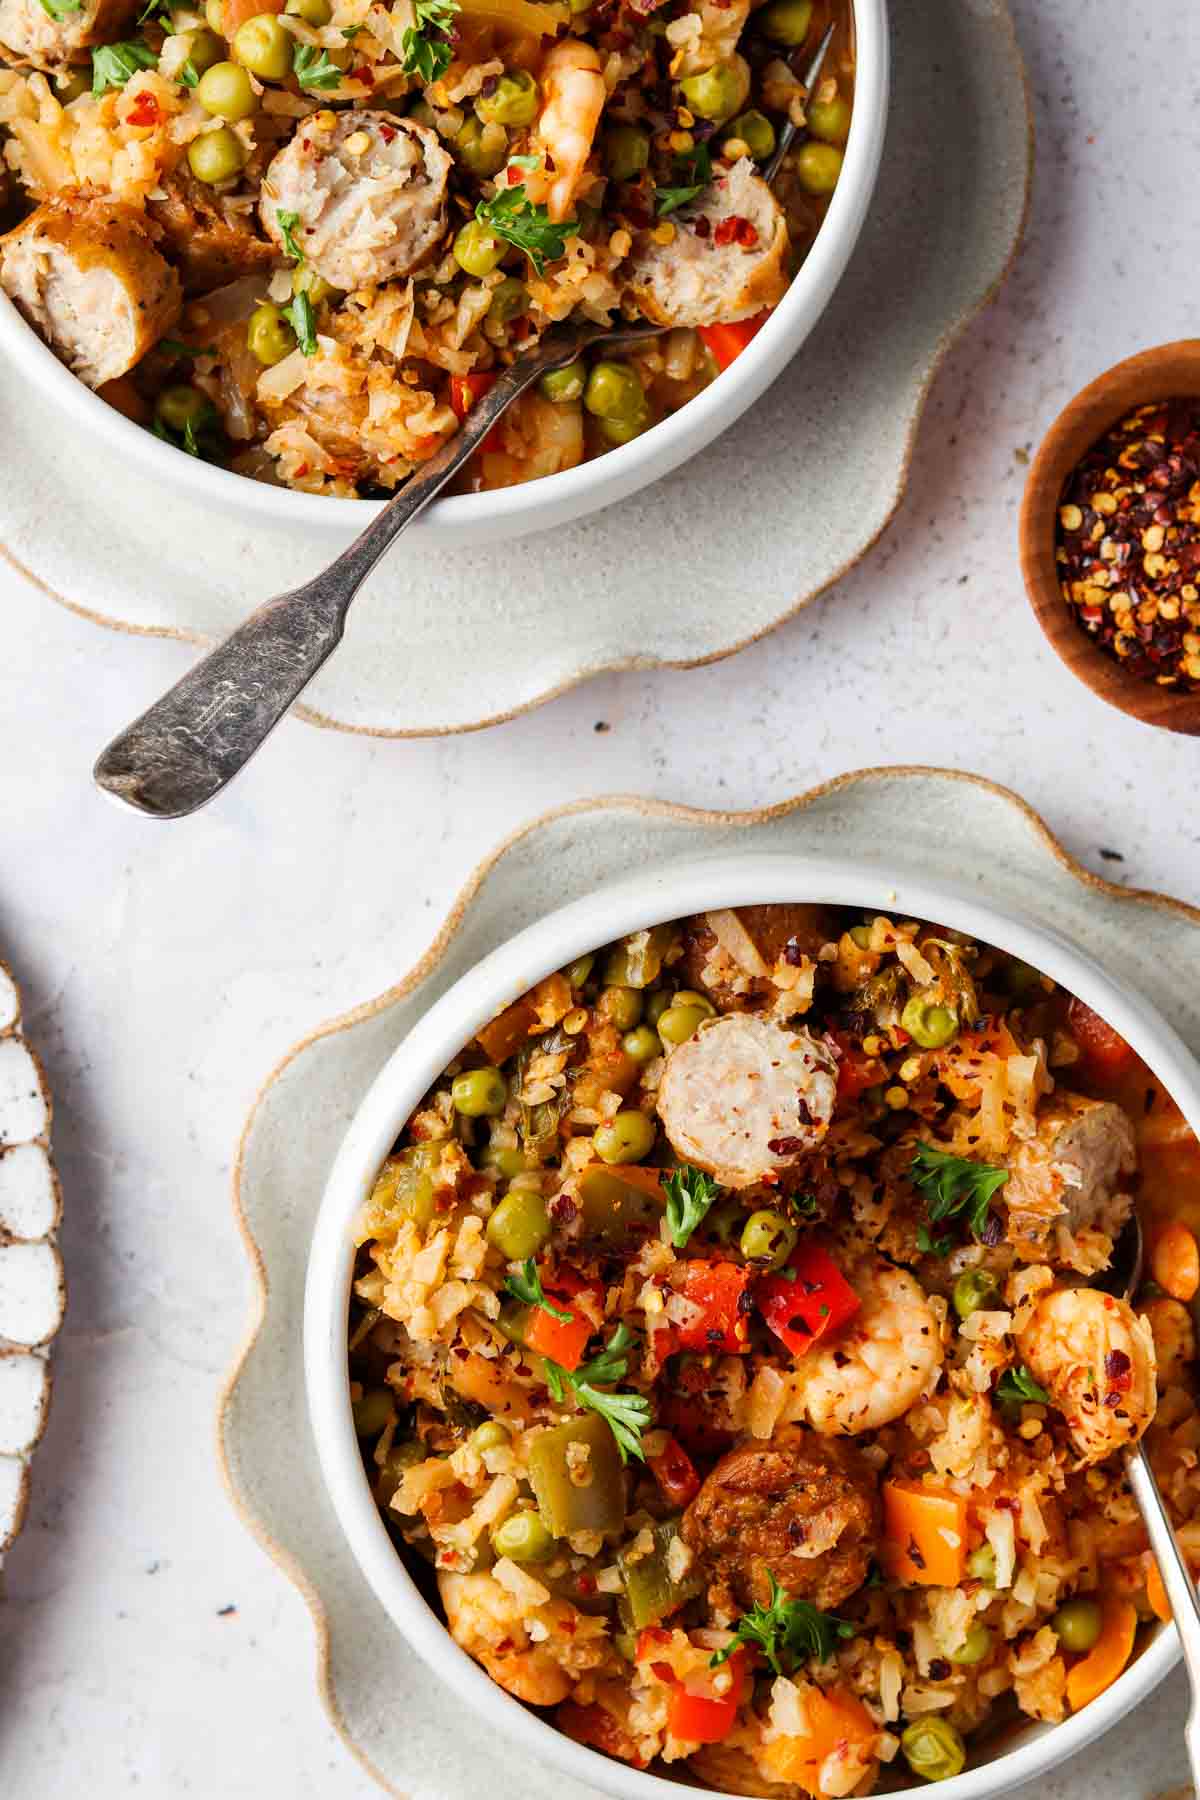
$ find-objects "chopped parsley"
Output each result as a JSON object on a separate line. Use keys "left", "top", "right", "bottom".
{"left": 504, "top": 1258, "right": 572, "bottom": 1323}
{"left": 507, "top": 152, "right": 540, "bottom": 170}
{"left": 655, "top": 142, "right": 712, "bottom": 217}
{"left": 911, "top": 1142, "right": 1009, "bottom": 1247}
{"left": 159, "top": 339, "right": 216, "bottom": 359}
{"left": 916, "top": 1223, "right": 955, "bottom": 1259}
{"left": 136, "top": 0, "right": 171, "bottom": 21}
{"left": 282, "top": 289, "right": 317, "bottom": 356}
{"left": 996, "top": 1364, "right": 1050, "bottom": 1406}
{"left": 663, "top": 1163, "right": 720, "bottom": 1249}
{"left": 401, "top": 0, "right": 458, "bottom": 84}
{"left": 475, "top": 184, "right": 574, "bottom": 276}
{"left": 710, "top": 1576, "right": 856, "bottom": 1674}
{"left": 292, "top": 43, "right": 343, "bottom": 89}
{"left": 37, "top": 0, "right": 82, "bottom": 19}
{"left": 275, "top": 208, "right": 305, "bottom": 263}
{"left": 91, "top": 39, "right": 157, "bottom": 94}
{"left": 152, "top": 399, "right": 222, "bottom": 461}
{"left": 544, "top": 1322, "right": 651, "bottom": 1464}
{"left": 178, "top": 57, "right": 200, "bottom": 87}
{"left": 340, "top": 22, "right": 362, "bottom": 35}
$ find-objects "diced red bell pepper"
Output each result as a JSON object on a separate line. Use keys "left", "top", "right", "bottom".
{"left": 672, "top": 1259, "right": 753, "bottom": 1354}
{"left": 449, "top": 372, "right": 503, "bottom": 453}
{"left": 648, "top": 1433, "right": 701, "bottom": 1508}
{"left": 698, "top": 312, "right": 769, "bottom": 373}
{"left": 756, "top": 1244, "right": 860, "bottom": 1358}
{"left": 1067, "top": 997, "right": 1136, "bottom": 1081}
{"left": 666, "top": 1648, "right": 749, "bottom": 1744}
{"left": 829, "top": 1030, "right": 886, "bottom": 1104}
{"left": 524, "top": 1268, "right": 602, "bottom": 1371}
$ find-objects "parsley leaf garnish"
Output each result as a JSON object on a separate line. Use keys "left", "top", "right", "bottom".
{"left": 543, "top": 1322, "right": 651, "bottom": 1464}
{"left": 911, "top": 1142, "right": 1009, "bottom": 1245}
{"left": 504, "top": 1258, "right": 573, "bottom": 1323}
{"left": 401, "top": 0, "right": 458, "bottom": 84}
{"left": 178, "top": 57, "right": 200, "bottom": 87}
{"left": 275, "top": 208, "right": 304, "bottom": 263}
{"left": 663, "top": 1164, "right": 720, "bottom": 1249}
{"left": 38, "top": 0, "right": 83, "bottom": 20}
{"left": 995, "top": 1364, "right": 1049, "bottom": 1406}
{"left": 91, "top": 40, "right": 156, "bottom": 94}
{"left": 655, "top": 142, "right": 712, "bottom": 217}
{"left": 283, "top": 289, "right": 317, "bottom": 356}
{"left": 710, "top": 1575, "right": 856, "bottom": 1674}
{"left": 292, "top": 43, "right": 343, "bottom": 89}
{"left": 916, "top": 1223, "right": 955, "bottom": 1259}
{"left": 474, "top": 184, "right": 574, "bottom": 276}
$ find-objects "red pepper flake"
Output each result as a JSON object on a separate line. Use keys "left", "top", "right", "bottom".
{"left": 379, "top": 123, "right": 396, "bottom": 142}
{"left": 505, "top": 165, "right": 522, "bottom": 184}
{"left": 126, "top": 90, "right": 160, "bottom": 127}
{"left": 351, "top": 64, "right": 373, "bottom": 84}
{"left": 712, "top": 214, "right": 758, "bottom": 248}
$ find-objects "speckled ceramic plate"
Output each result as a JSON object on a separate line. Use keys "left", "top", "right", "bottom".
{"left": 219, "top": 768, "right": 1200, "bottom": 1800}
{"left": 0, "top": 0, "right": 1031, "bottom": 739}
{"left": 0, "top": 958, "right": 64, "bottom": 1577}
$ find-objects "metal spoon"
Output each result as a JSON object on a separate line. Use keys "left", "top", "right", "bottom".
{"left": 94, "top": 27, "right": 837, "bottom": 819}
{"left": 1101, "top": 1212, "right": 1200, "bottom": 1787}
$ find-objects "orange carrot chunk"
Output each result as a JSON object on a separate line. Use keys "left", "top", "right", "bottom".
{"left": 760, "top": 1689, "right": 876, "bottom": 1795}
{"left": 1065, "top": 1597, "right": 1138, "bottom": 1711}
{"left": 880, "top": 1479, "right": 968, "bottom": 1587}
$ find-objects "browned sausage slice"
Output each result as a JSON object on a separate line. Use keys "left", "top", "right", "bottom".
{"left": 0, "top": 0, "right": 136, "bottom": 66}
{"left": 624, "top": 158, "right": 788, "bottom": 329}
{"left": 1003, "top": 1092, "right": 1135, "bottom": 1256}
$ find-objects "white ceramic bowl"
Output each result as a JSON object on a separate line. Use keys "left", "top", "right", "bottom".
{"left": 306, "top": 852, "right": 1200, "bottom": 1800}
{"left": 0, "top": 4, "right": 886, "bottom": 546}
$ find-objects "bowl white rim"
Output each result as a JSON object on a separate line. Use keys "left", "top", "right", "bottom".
{"left": 305, "top": 852, "right": 1199, "bottom": 1800}
{"left": 0, "top": 0, "right": 887, "bottom": 541}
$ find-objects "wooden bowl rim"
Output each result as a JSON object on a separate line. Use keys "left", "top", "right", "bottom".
{"left": 1018, "top": 338, "right": 1200, "bottom": 735}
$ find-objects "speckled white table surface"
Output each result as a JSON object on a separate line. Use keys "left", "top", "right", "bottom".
{"left": 3, "top": 0, "right": 1200, "bottom": 1794}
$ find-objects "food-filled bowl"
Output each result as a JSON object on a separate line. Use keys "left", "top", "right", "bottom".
{"left": 0, "top": 0, "right": 886, "bottom": 548}
{"left": 305, "top": 852, "right": 1200, "bottom": 1799}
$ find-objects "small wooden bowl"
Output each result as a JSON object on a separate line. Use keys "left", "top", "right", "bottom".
{"left": 1019, "top": 339, "right": 1200, "bottom": 735}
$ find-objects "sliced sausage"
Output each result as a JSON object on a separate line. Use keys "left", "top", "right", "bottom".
{"left": 1003, "top": 1093, "right": 1136, "bottom": 1255}
{"left": 624, "top": 157, "right": 788, "bottom": 329}
{"left": 260, "top": 113, "right": 451, "bottom": 292}
{"left": 0, "top": 189, "right": 180, "bottom": 387}
{"left": 680, "top": 905, "right": 840, "bottom": 1013}
{"left": 656, "top": 1013, "right": 836, "bottom": 1188}
{"left": 681, "top": 1426, "right": 878, "bottom": 1612}
{"left": 148, "top": 171, "right": 277, "bottom": 297}
{"left": 0, "top": 0, "right": 136, "bottom": 66}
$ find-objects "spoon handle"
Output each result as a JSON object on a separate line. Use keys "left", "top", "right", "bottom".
{"left": 1126, "top": 1442, "right": 1200, "bottom": 1785}
{"left": 92, "top": 356, "right": 543, "bottom": 819}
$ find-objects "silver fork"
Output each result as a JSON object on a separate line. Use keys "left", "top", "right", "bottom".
{"left": 94, "top": 26, "right": 836, "bottom": 819}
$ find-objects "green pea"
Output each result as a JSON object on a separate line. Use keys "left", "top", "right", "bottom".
{"left": 187, "top": 124, "right": 246, "bottom": 183}
{"left": 598, "top": 406, "right": 650, "bottom": 447}
{"left": 480, "top": 1145, "right": 528, "bottom": 1181}
{"left": 292, "top": 263, "right": 341, "bottom": 305}
{"left": 470, "top": 1419, "right": 511, "bottom": 1452}
{"left": 794, "top": 139, "right": 844, "bottom": 194}
{"left": 671, "top": 990, "right": 717, "bottom": 1018}
{"left": 584, "top": 360, "right": 644, "bottom": 423}
{"left": 807, "top": 91, "right": 851, "bottom": 144}
{"left": 952, "top": 1268, "right": 1001, "bottom": 1320}
{"left": 645, "top": 990, "right": 673, "bottom": 1025}
{"left": 758, "top": 0, "right": 812, "bottom": 44}
{"left": 232, "top": 12, "right": 290, "bottom": 78}
{"left": 593, "top": 1109, "right": 656, "bottom": 1165}
{"left": 622, "top": 1025, "right": 662, "bottom": 1064}
{"left": 492, "top": 1510, "right": 554, "bottom": 1563}
{"left": 679, "top": 60, "right": 749, "bottom": 124}
{"left": 454, "top": 114, "right": 509, "bottom": 177}
{"left": 539, "top": 360, "right": 585, "bottom": 404}
{"left": 453, "top": 219, "right": 505, "bottom": 277}
{"left": 967, "top": 1544, "right": 997, "bottom": 1584}
{"left": 949, "top": 1623, "right": 992, "bottom": 1666}
{"left": 658, "top": 1004, "right": 710, "bottom": 1047}
{"left": 246, "top": 302, "right": 296, "bottom": 366}
{"left": 452, "top": 1066, "right": 508, "bottom": 1117}
{"left": 605, "top": 122, "right": 650, "bottom": 181}
{"left": 475, "top": 69, "right": 539, "bottom": 127}
{"left": 196, "top": 58, "right": 255, "bottom": 119}
{"left": 740, "top": 1209, "right": 798, "bottom": 1271}
{"left": 900, "top": 1718, "right": 966, "bottom": 1784}
{"left": 377, "top": 1439, "right": 425, "bottom": 1510}
{"left": 487, "top": 276, "right": 529, "bottom": 323}
{"left": 155, "top": 384, "right": 210, "bottom": 433}
{"left": 1052, "top": 1597, "right": 1103, "bottom": 1654}
{"left": 564, "top": 953, "right": 595, "bottom": 987}
{"left": 724, "top": 109, "right": 775, "bottom": 160}
{"left": 184, "top": 26, "right": 224, "bottom": 74}
{"left": 53, "top": 68, "right": 91, "bottom": 102}
{"left": 352, "top": 1387, "right": 394, "bottom": 1438}
{"left": 901, "top": 995, "right": 959, "bottom": 1049}
{"left": 604, "top": 985, "right": 643, "bottom": 1031}
{"left": 487, "top": 1188, "right": 551, "bottom": 1260}
{"left": 286, "top": 0, "right": 331, "bottom": 21}
{"left": 849, "top": 925, "right": 872, "bottom": 949}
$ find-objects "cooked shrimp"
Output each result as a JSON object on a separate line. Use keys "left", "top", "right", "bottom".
{"left": 439, "top": 1568, "right": 609, "bottom": 1705}
{"left": 534, "top": 38, "right": 605, "bottom": 222}
{"left": 1140, "top": 1296, "right": 1195, "bottom": 1390}
{"left": 782, "top": 1258, "right": 944, "bottom": 1436}
{"left": 1017, "top": 1287, "right": 1156, "bottom": 1464}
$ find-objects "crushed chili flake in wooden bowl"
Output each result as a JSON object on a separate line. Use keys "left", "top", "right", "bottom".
{"left": 1020, "top": 340, "right": 1200, "bottom": 734}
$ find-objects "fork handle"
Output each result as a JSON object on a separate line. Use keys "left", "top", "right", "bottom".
{"left": 1126, "top": 1442, "right": 1200, "bottom": 1787}
{"left": 92, "top": 356, "right": 543, "bottom": 819}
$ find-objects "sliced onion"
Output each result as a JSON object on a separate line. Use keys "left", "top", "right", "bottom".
{"left": 705, "top": 908, "right": 768, "bottom": 978}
